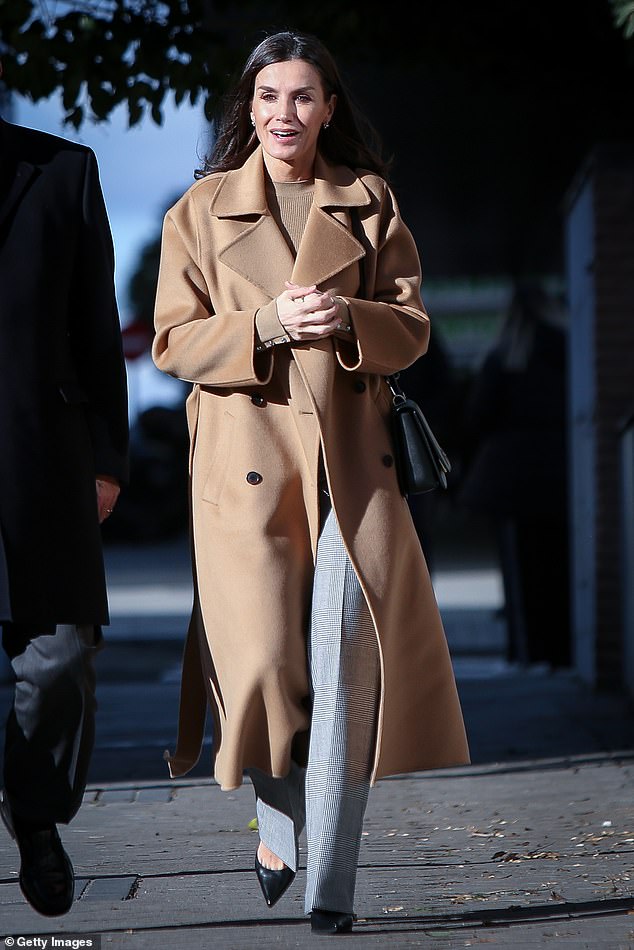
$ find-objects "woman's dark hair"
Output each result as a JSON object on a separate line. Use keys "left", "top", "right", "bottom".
{"left": 196, "top": 31, "right": 390, "bottom": 180}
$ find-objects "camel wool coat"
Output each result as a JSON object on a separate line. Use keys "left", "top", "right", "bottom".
{"left": 153, "top": 146, "right": 469, "bottom": 790}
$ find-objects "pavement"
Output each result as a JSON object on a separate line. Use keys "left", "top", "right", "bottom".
{"left": 1, "top": 520, "right": 634, "bottom": 948}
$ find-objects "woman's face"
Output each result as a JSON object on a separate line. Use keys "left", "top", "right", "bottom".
{"left": 251, "top": 59, "right": 336, "bottom": 181}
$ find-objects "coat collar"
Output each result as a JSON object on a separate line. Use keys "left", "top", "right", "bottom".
{"left": 212, "top": 146, "right": 369, "bottom": 297}
{"left": 209, "top": 146, "right": 371, "bottom": 218}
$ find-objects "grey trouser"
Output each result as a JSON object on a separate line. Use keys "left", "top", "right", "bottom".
{"left": 2, "top": 622, "right": 100, "bottom": 825}
{"left": 249, "top": 499, "right": 380, "bottom": 915}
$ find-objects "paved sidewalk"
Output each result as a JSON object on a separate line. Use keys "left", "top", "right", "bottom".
{"left": 1, "top": 753, "right": 633, "bottom": 948}
{"left": 2, "top": 535, "right": 634, "bottom": 947}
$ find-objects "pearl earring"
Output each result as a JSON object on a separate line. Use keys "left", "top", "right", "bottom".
{"left": 323, "top": 121, "right": 330, "bottom": 129}
{"left": 250, "top": 114, "right": 255, "bottom": 126}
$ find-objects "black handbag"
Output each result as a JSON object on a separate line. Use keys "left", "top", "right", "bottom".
{"left": 386, "top": 373, "right": 451, "bottom": 495}
{"left": 349, "top": 208, "right": 451, "bottom": 496}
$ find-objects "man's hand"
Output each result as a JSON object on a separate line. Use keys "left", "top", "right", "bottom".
{"left": 96, "top": 476, "right": 120, "bottom": 524}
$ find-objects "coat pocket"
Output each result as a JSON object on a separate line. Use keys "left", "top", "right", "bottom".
{"left": 201, "top": 410, "right": 235, "bottom": 506}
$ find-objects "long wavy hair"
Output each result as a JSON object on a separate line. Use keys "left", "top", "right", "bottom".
{"left": 196, "top": 31, "right": 390, "bottom": 180}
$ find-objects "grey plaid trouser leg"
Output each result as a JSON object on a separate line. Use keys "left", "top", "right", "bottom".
{"left": 249, "top": 500, "right": 380, "bottom": 915}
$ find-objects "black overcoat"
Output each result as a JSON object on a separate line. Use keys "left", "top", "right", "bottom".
{"left": 0, "top": 118, "right": 129, "bottom": 625}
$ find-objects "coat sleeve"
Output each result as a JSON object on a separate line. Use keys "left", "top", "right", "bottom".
{"left": 334, "top": 182, "right": 430, "bottom": 376}
{"left": 152, "top": 204, "right": 274, "bottom": 388}
{"left": 71, "top": 149, "right": 130, "bottom": 484}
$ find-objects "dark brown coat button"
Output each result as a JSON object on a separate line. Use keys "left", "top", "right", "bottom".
{"left": 382, "top": 454, "right": 394, "bottom": 467}
{"left": 353, "top": 380, "right": 366, "bottom": 393}
{"left": 250, "top": 393, "right": 266, "bottom": 406}
{"left": 246, "top": 471, "right": 263, "bottom": 485}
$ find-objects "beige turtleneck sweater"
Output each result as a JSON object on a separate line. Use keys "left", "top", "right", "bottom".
{"left": 266, "top": 177, "right": 314, "bottom": 255}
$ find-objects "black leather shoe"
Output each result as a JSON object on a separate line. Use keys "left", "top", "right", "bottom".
{"left": 254, "top": 853, "right": 296, "bottom": 907}
{"left": 310, "top": 909, "right": 354, "bottom": 935}
{"left": 0, "top": 791, "right": 74, "bottom": 917}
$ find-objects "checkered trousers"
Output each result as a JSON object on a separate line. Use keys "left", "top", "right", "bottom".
{"left": 248, "top": 498, "right": 380, "bottom": 914}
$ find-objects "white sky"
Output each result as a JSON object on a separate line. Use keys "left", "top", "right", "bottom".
{"left": 14, "top": 92, "right": 209, "bottom": 416}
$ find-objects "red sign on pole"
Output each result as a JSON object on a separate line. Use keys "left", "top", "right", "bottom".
{"left": 122, "top": 320, "right": 153, "bottom": 361}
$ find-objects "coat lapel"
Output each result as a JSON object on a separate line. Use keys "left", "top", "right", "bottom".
{"left": 292, "top": 153, "right": 370, "bottom": 289}
{"left": 291, "top": 204, "right": 363, "bottom": 289}
{"left": 211, "top": 147, "right": 371, "bottom": 298}
{"left": 216, "top": 216, "right": 295, "bottom": 301}
{"left": 211, "top": 148, "right": 294, "bottom": 300}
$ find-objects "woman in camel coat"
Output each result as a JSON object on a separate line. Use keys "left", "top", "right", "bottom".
{"left": 153, "top": 30, "right": 468, "bottom": 935}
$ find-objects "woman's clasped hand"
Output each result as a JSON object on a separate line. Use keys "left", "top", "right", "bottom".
{"left": 276, "top": 281, "right": 342, "bottom": 340}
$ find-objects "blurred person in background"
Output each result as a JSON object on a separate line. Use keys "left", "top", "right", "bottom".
{"left": 457, "top": 281, "right": 570, "bottom": 668}
{"left": 398, "top": 329, "right": 457, "bottom": 572}
{"left": 153, "top": 30, "right": 468, "bottom": 936}
{"left": 0, "top": 73, "right": 129, "bottom": 916}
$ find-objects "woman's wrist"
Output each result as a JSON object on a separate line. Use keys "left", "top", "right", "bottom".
{"left": 255, "top": 302, "right": 290, "bottom": 351}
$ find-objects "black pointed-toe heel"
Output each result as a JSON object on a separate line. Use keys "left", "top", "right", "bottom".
{"left": 310, "top": 909, "right": 354, "bottom": 935}
{"left": 254, "top": 854, "right": 296, "bottom": 907}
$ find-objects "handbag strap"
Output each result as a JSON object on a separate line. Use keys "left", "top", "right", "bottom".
{"left": 385, "top": 371, "right": 407, "bottom": 406}
{"left": 351, "top": 209, "right": 450, "bottom": 479}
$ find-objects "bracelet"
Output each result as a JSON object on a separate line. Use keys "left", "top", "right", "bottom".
{"left": 256, "top": 334, "right": 290, "bottom": 353}
{"left": 333, "top": 296, "right": 352, "bottom": 333}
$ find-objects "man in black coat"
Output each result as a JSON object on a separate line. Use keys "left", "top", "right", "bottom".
{"left": 0, "top": 88, "right": 129, "bottom": 916}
